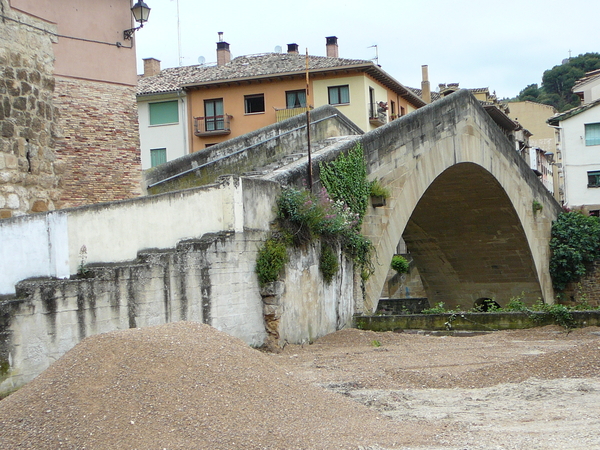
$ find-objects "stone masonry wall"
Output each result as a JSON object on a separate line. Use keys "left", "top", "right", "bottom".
{"left": 0, "top": 1, "right": 61, "bottom": 218}
{"left": 561, "top": 261, "right": 600, "bottom": 308}
{"left": 54, "top": 78, "right": 142, "bottom": 208}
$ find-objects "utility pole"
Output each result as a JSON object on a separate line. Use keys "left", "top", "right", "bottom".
{"left": 305, "top": 48, "right": 313, "bottom": 192}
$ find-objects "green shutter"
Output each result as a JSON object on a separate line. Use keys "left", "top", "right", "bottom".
{"left": 585, "top": 123, "right": 600, "bottom": 146}
{"left": 150, "top": 148, "right": 167, "bottom": 167}
{"left": 149, "top": 101, "right": 179, "bottom": 125}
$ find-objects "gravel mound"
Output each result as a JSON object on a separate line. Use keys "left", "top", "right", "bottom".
{"left": 0, "top": 322, "right": 437, "bottom": 449}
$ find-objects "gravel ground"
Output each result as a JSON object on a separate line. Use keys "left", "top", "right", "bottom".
{"left": 1, "top": 323, "right": 599, "bottom": 449}
{"left": 270, "top": 326, "right": 600, "bottom": 449}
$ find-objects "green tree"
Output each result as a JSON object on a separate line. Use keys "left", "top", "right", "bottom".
{"left": 549, "top": 211, "right": 600, "bottom": 290}
{"left": 513, "top": 53, "right": 600, "bottom": 112}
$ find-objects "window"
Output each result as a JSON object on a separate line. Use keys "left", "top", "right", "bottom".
{"left": 585, "top": 123, "right": 600, "bottom": 146}
{"left": 328, "top": 85, "right": 350, "bottom": 105}
{"left": 286, "top": 90, "right": 306, "bottom": 108}
{"left": 204, "top": 99, "right": 224, "bottom": 131}
{"left": 588, "top": 170, "right": 600, "bottom": 187}
{"left": 149, "top": 101, "right": 178, "bottom": 125}
{"left": 150, "top": 148, "right": 166, "bottom": 167}
{"left": 245, "top": 94, "right": 265, "bottom": 114}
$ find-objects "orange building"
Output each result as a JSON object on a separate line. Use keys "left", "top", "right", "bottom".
{"left": 137, "top": 36, "right": 425, "bottom": 166}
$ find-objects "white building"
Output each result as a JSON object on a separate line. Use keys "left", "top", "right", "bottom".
{"left": 548, "top": 99, "right": 600, "bottom": 213}
{"left": 547, "top": 69, "right": 600, "bottom": 212}
{"left": 137, "top": 58, "right": 190, "bottom": 170}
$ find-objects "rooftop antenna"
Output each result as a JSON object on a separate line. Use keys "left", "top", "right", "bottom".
{"left": 368, "top": 44, "right": 378, "bottom": 65}
{"left": 218, "top": 31, "right": 224, "bottom": 42}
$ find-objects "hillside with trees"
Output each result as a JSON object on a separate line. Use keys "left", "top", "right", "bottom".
{"left": 511, "top": 52, "right": 600, "bottom": 112}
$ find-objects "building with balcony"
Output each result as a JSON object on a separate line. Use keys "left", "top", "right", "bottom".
{"left": 136, "top": 36, "right": 425, "bottom": 169}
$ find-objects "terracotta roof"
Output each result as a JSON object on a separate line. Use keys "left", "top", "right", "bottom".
{"left": 573, "top": 68, "right": 600, "bottom": 91}
{"left": 137, "top": 53, "right": 425, "bottom": 106}
{"left": 408, "top": 87, "right": 441, "bottom": 102}
{"left": 547, "top": 97, "right": 600, "bottom": 125}
{"left": 137, "top": 65, "right": 211, "bottom": 95}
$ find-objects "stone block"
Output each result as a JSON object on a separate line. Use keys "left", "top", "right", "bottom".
{"left": 7, "top": 79, "right": 20, "bottom": 97}
{"left": 259, "top": 280, "right": 285, "bottom": 297}
{"left": 12, "top": 97, "right": 27, "bottom": 111}
{"left": 6, "top": 193, "right": 19, "bottom": 209}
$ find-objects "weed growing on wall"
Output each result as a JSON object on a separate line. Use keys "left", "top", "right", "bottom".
{"left": 255, "top": 237, "right": 289, "bottom": 287}
{"left": 319, "top": 244, "right": 339, "bottom": 284}
{"left": 256, "top": 143, "right": 375, "bottom": 286}
{"left": 369, "top": 179, "right": 391, "bottom": 199}
{"left": 390, "top": 255, "right": 410, "bottom": 274}
{"left": 549, "top": 211, "right": 600, "bottom": 290}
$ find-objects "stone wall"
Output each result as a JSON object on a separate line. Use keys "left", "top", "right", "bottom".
{"left": 561, "top": 261, "right": 600, "bottom": 308}
{"left": 0, "top": 1, "right": 61, "bottom": 217}
{"left": 0, "top": 225, "right": 355, "bottom": 397}
{"left": 53, "top": 77, "right": 142, "bottom": 208}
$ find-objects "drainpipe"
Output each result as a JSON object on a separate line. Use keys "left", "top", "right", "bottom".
{"left": 177, "top": 89, "right": 188, "bottom": 156}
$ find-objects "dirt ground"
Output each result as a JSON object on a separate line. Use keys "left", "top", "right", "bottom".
{"left": 1, "top": 323, "right": 599, "bottom": 449}
{"left": 269, "top": 326, "right": 600, "bottom": 449}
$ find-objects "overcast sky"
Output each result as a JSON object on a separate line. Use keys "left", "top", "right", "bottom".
{"left": 134, "top": 0, "right": 599, "bottom": 99}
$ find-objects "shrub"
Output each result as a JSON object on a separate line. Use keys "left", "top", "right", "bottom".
{"left": 549, "top": 211, "right": 600, "bottom": 290}
{"left": 504, "top": 296, "right": 527, "bottom": 311}
{"left": 255, "top": 238, "right": 288, "bottom": 286}
{"left": 390, "top": 255, "right": 410, "bottom": 274}
{"left": 320, "top": 244, "right": 339, "bottom": 283}
{"left": 421, "top": 302, "right": 448, "bottom": 314}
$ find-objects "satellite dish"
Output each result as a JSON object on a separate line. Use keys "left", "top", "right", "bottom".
{"left": 198, "top": 56, "right": 206, "bottom": 65}
{"left": 274, "top": 45, "right": 282, "bottom": 53}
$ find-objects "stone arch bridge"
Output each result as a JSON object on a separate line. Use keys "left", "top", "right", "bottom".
{"left": 356, "top": 89, "right": 562, "bottom": 312}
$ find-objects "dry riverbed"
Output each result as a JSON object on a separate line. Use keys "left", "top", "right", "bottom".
{"left": 270, "top": 326, "right": 600, "bottom": 449}
{"left": 1, "top": 323, "right": 599, "bottom": 449}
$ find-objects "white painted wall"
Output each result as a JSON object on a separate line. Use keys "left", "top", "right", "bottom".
{"left": 559, "top": 105, "right": 600, "bottom": 209}
{"left": 138, "top": 94, "right": 188, "bottom": 169}
{"left": 0, "top": 212, "right": 70, "bottom": 293}
{"left": 0, "top": 177, "right": 247, "bottom": 295}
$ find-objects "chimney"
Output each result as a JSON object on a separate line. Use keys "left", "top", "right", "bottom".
{"left": 287, "top": 43, "right": 299, "bottom": 54}
{"left": 143, "top": 58, "right": 161, "bottom": 77}
{"left": 216, "top": 32, "right": 231, "bottom": 66}
{"left": 326, "top": 36, "right": 338, "bottom": 58}
{"left": 421, "top": 65, "right": 431, "bottom": 104}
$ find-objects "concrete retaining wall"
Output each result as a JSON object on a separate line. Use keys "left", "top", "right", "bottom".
{"left": 355, "top": 311, "right": 600, "bottom": 332}
{"left": 0, "top": 176, "right": 264, "bottom": 296}
{"left": 0, "top": 175, "right": 357, "bottom": 395}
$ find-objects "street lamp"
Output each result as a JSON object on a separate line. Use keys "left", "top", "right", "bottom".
{"left": 124, "top": 1, "right": 151, "bottom": 40}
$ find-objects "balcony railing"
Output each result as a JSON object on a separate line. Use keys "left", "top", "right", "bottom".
{"left": 368, "top": 102, "right": 388, "bottom": 126}
{"left": 194, "top": 114, "right": 232, "bottom": 136}
{"left": 275, "top": 106, "right": 311, "bottom": 122}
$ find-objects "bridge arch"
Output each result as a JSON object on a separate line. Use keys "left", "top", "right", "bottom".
{"left": 359, "top": 89, "right": 562, "bottom": 312}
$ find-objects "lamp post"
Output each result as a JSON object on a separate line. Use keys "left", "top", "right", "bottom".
{"left": 124, "top": 1, "right": 151, "bottom": 40}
